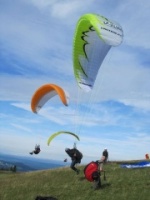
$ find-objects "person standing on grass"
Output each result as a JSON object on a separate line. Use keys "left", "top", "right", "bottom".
{"left": 99, "top": 148, "right": 109, "bottom": 171}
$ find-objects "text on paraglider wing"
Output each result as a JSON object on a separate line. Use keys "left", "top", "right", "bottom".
{"left": 101, "top": 27, "right": 122, "bottom": 37}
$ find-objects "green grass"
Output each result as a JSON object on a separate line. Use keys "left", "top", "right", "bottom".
{"left": 0, "top": 162, "right": 150, "bottom": 200}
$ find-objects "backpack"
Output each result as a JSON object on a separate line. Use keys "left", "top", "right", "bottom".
{"left": 65, "top": 148, "right": 83, "bottom": 161}
{"left": 84, "top": 161, "right": 100, "bottom": 182}
{"left": 75, "top": 149, "right": 83, "bottom": 161}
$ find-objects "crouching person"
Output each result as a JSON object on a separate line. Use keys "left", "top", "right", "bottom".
{"left": 84, "top": 161, "right": 101, "bottom": 190}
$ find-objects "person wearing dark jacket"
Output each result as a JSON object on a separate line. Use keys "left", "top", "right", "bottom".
{"left": 65, "top": 147, "right": 83, "bottom": 174}
{"left": 99, "top": 148, "right": 109, "bottom": 171}
{"left": 30, "top": 144, "right": 41, "bottom": 155}
{"left": 102, "top": 148, "right": 109, "bottom": 162}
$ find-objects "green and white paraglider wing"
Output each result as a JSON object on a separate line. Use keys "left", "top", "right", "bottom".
{"left": 47, "top": 131, "right": 80, "bottom": 146}
{"left": 73, "top": 13, "right": 123, "bottom": 92}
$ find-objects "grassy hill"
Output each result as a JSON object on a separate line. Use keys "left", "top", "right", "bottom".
{"left": 0, "top": 162, "right": 150, "bottom": 200}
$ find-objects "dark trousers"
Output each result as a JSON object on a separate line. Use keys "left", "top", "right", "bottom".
{"left": 70, "top": 159, "right": 78, "bottom": 171}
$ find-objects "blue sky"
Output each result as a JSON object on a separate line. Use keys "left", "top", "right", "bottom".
{"left": 0, "top": 0, "right": 150, "bottom": 163}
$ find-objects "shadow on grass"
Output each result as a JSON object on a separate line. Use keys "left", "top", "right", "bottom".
{"left": 101, "top": 183, "right": 111, "bottom": 189}
{"left": 78, "top": 176, "right": 86, "bottom": 181}
{"left": 90, "top": 183, "right": 111, "bottom": 191}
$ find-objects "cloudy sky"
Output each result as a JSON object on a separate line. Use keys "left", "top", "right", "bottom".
{"left": 0, "top": 0, "right": 150, "bottom": 164}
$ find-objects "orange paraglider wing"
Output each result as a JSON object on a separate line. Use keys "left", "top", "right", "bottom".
{"left": 31, "top": 84, "right": 69, "bottom": 113}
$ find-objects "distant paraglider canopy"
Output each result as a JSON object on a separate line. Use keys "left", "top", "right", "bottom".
{"left": 31, "top": 84, "right": 69, "bottom": 113}
{"left": 47, "top": 131, "right": 80, "bottom": 146}
{"left": 73, "top": 13, "right": 124, "bottom": 92}
{"left": 120, "top": 161, "right": 150, "bottom": 169}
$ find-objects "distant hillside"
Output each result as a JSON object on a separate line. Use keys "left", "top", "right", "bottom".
{"left": 0, "top": 160, "right": 35, "bottom": 172}
{"left": 0, "top": 154, "right": 66, "bottom": 172}
{"left": 0, "top": 162, "right": 150, "bottom": 200}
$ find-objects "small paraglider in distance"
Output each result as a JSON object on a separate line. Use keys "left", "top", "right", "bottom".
{"left": 47, "top": 131, "right": 80, "bottom": 168}
{"left": 30, "top": 144, "right": 41, "bottom": 155}
{"left": 73, "top": 13, "right": 124, "bottom": 92}
{"left": 31, "top": 83, "right": 69, "bottom": 113}
{"left": 47, "top": 131, "right": 80, "bottom": 146}
{"left": 47, "top": 131, "right": 80, "bottom": 165}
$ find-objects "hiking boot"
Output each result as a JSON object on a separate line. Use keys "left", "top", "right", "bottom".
{"left": 76, "top": 169, "right": 80, "bottom": 175}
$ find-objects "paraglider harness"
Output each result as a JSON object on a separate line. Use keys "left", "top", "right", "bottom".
{"left": 84, "top": 161, "right": 106, "bottom": 188}
{"left": 34, "top": 145, "right": 41, "bottom": 154}
{"left": 64, "top": 158, "right": 67, "bottom": 162}
{"left": 65, "top": 148, "right": 83, "bottom": 163}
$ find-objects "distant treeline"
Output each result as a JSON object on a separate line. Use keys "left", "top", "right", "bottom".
{"left": 0, "top": 164, "right": 17, "bottom": 172}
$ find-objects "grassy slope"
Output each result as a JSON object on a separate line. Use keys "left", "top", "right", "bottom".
{"left": 0, "top": 163, "right": 150, "bottom": 200}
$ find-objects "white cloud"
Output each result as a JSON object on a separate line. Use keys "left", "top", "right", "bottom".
{"left": 118, "top": 0, "right": 150, "bottom": 49}
{"left": 11, "top": 123, "right": 32, "bottom": 132}
{"left": 30, "top": 0, "right": 93, "bottom": 20}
